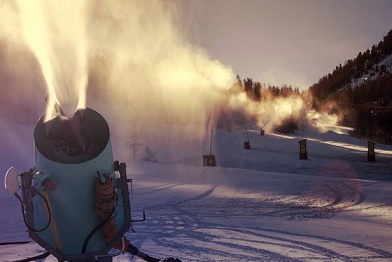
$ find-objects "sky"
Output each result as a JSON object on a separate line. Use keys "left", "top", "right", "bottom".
{"left": 180, "top": 0, "right": 392, "bottom": 89}
{"left": 0, "top": 0, "right": 391, "bottom": 97}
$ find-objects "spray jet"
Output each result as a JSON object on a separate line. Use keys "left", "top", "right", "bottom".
{"left": 4, "top": 107, "right": 181, "bottom": 262}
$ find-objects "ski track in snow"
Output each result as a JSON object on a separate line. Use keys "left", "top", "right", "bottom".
{"left": 126, "top": 167, "right": 392, "bottom": 261}
{"left": 129, "top": 193, "right": 392, "bottom": 261}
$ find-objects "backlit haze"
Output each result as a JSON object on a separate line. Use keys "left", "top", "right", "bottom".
{"left": 0, "top": 0, "right": 388, "bottom": 159}
{"left": 0, "top": 1, "right": 236, "bottom": 160}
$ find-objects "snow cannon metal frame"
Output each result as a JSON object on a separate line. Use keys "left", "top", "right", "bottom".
{"left": 19, "top": 108, "right": 131, "bottom": 261}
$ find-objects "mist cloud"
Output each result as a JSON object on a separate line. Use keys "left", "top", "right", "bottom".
{"left": 0, "top": 0, "right": 339, "bottom": 163}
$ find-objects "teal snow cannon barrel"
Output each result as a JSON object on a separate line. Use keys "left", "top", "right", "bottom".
{"left": 27, "top": 108, "right": 131, "bottom": 261}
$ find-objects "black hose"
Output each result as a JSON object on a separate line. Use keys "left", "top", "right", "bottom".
{"left": 15, "top": 188, "right": 52, "bottom": 232}
{"left": 127, "top": 243, "right": 160, "bottom": 262}
{"left": 81, "top": 206, "right": 116, "bottom": 253}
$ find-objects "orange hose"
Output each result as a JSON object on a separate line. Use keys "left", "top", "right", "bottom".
{"left": 95, "top": 175, "right": 129, "bottom": 250}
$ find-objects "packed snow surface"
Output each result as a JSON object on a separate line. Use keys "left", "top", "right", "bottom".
{"left": 1, "top": 116, "right": 392, "bottom": 261}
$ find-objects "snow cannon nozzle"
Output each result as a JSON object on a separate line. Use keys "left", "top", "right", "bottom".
{"left": 34, "top": 107, "right": 110, "bottom": 164}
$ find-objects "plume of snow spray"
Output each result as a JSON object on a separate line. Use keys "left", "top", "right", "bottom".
{"left": 85, "top": 1, "right": 235, "bottom": 161}
{"left": 228, "top": 88, "right": 340, "bottom": 134}
{"left": 0, "top": 0, "right": 235, "bottom": 162}
{"left": 16, "top": 0, "right": 89, "bottom": 121}
{"left": 228, "top": 91, "right": 304, "bottom": 132}
{"left": 0, "top": 0, "right": 340, "bottom": 163}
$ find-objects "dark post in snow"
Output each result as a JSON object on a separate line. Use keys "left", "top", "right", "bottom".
{"left": 367, "top": 141, "right": 375, "bottom": 161}
{"left": 244, "top": 128, "right": 251, "bottom": 150}
{"left": 299, "top": 139, "right": 307, "bottom": 160}
{"left": 203, "top": 128, "right": 217, "bottom": 166}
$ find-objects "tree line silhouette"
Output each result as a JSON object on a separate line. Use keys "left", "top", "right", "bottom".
{"left": 235, "top": 75, "right": 301, "bottom": 102}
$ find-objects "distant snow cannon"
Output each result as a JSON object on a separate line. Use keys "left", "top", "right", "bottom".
{"left": 203, "top": 128, "right": 217, "bottom": 166}
{"left": 4, "top": 107, "right": 183, "bottom": 262}
{"left": 260, "top": 118, "right": 271, "bottom": 136}
{"left": 243, "top": 128, "right": 251, "bottom": 150}
{"left": 367, "top": 140, "right": 376, "bottom": 162}
{"left": 299, "top": 139, "right": 308, "bottom": 160}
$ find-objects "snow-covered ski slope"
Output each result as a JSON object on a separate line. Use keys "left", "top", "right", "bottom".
{"left": 1, "top": 116, "right": 392, "bottom": 261}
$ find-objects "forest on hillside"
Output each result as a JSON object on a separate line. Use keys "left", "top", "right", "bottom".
{"left": 233, "top": 30, "right": 392, "bottom": 144}
{"left": 309, "top": 29, "right": 392, "bottom": 144}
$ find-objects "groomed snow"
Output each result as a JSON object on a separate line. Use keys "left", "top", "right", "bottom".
{"left": 1, "top": 115, "right": 392, "bottom": 261}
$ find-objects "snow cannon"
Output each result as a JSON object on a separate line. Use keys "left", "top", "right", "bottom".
{"left": 5, "top": 108, "right": 132, "bottom": 261}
